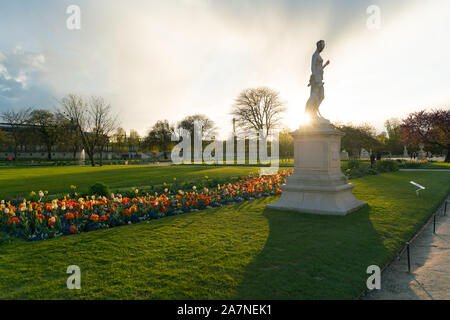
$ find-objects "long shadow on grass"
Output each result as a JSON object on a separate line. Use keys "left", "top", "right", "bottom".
{"left": 235, "top": 203, "right": 423, "bottom": 300}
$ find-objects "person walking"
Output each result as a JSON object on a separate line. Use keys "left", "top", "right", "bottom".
{"left": 370, "top": 152, "right": 376, "bottom": 168}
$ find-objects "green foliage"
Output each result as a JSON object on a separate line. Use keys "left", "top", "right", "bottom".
{"left": 278, "top": 128, "right": 294, "bottom": 158}
{"left": 337, "top": 123, "right": 382, "bottom": 156}
{"left": 345, "top": 166, "right": 377, "bottom": 179}
{"left": 401, "top": 161, "right": 424, "bottom": 169}
{"left": 375, "top": 160, "right": 399, "bottom": 173}
{"left": 88, "top": 182, "right": 110, "bottom": 197}
{"left": 0, "top": 232, "right": 13, "bottom": 245}
{"left": 144, "top": 120, "right": 174, "bottom": 158}
{"left": 399, "top": 160, "right": 450, "bottom": 169}
{"left": 344, "top": 160, "right": 398, "bottom": 179}
{"left": 384, "top": 119, "right": 403, "bottom": 155}
{"left": 0, "top": 129, "right": 10, "bottom": 145}
{"left": 347, "top": 159, "right": 361, "bottom": 169}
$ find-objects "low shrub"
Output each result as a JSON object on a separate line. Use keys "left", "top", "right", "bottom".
{"left": 345, "top": 165, "right": 378, "bottom": 179}
{"left": 346, "top": 168, "right": 363, "bottom": 179}
{"left": 88, "top": 182, "right": 110, "bottom": 197}
{"left": 375, "top": 160, "right": 399, "bottom": 173}
{"left": 347, "top": 160, "right": 360, "bottom": 169}
{"left": 0, "top": 232, "right": 13, "bottom": 245}
{"left": 400, "top": 160, "right": 429, "bottom": 169}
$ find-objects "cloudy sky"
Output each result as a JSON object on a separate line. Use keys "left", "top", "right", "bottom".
{"left": 0, "top": 0, "right": 449, "bottom": 138}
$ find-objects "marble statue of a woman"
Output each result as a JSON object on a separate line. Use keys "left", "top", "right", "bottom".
{"left": 305, "top": 40, "right": 330, "bottom": 121}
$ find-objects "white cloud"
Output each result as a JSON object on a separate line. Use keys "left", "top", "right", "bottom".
{"left": 0, "top": 47, "right": 52, "bottom": 107}
{"left": 1, "top": 0, "right": 447, "bottom": 137}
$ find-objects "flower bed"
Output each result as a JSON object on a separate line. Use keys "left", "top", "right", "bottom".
{"left": 0, "top": 172, "right": 290, "bottom": 241}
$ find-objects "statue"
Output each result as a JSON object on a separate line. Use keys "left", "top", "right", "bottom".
{"left": 266, "top": 41, "right": 366, "bottom": 215}
{"left": 305, "top": 40, "right": 330, "bottom": 121}
{"left": 403, "top": 146, "right": 409, "bottom": 158}
{"left": 418, "top": 143, "right": 425, "bottom": 160}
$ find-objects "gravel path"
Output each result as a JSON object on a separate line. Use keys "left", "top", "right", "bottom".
{"left": 364, "top": 196, "right": 450, "bottom": 300}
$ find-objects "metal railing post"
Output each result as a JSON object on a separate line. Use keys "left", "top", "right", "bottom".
{"left": 406, "top": 242, "right": 411, "bottom": 273}
{"left": 433, "top": 215, "right": 436, "bottom": 234}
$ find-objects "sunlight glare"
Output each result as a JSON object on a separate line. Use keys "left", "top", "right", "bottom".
{"left": 299, "top": 113, "right": 310, "bottom": 126}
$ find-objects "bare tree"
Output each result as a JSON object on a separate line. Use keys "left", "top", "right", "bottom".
{"left": 111, "top": 127, "right": 127, "bottom": 153}
{"left": 60, "top": 94, "right": 118, "bottom": 166}
{"left": 91, "top": 96, "right": 118, "bottom": 166}
{"left": 0, "top": 108, "right": 32, "bottom": 160}
{"left": 28, "top": 109, "right": 60, "bottom": 160}
{"left": 178, "top": 114, "right": 216, "bottom": 140}
{"left": 128, "top": 129, "right": 141, "bottom": 154}
{"left": 55, "top": 113, "right": 82, "bottom": 161}
{"left": 231, "top": 87, "right": 286, "bottom": 137}
{"left": 145, "top": 120, "right": 175, "bottom": 159}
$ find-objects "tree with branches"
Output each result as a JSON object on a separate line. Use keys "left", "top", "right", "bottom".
{"left": 384, "top": 118, "right": 403, "bottom": 155}
{"left": 28, "top": 109, "right": 60, "bottom": 160}
{"left": 55, "top": 113, "right": 82, "bottom": 161}
{"left": 0, "top": 129, "right": 9, "bottom": 146}
{"left": 0, "top": 108, "right": 32, "bottom": 160}
{"left": 400, "top": 109, "right": 450, "bottom": 162}
{"left": 60, "top": 94, "right": 118, "bottom": 166}
{"left": 177, "top": 114, "right": 216, "bottom": 140}
{"left": 145, "top": 120, "right": 174, "bottom": 159}
{"left": 231, "top": 87, "right": 286, "bottom": 137}
{"left": 336, "top": 123, "right": 382, "bottom": 158}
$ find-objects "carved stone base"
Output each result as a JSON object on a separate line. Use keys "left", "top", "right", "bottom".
{"left": 267, "top": 120, "right": 367, "bottom": 216}
{"left": 267, "top": 183, "right": 367, "bottom": 215}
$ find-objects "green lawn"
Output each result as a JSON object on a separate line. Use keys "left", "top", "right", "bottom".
{"left": 0, "top": 165, "right": 261, "bottom": 199}
{"left": 420, "top": 161, "right": 450, "bottom": 169}
{"left": 0, "top": 170, "right": 448, "bottom": 299}
{"left": 2, "top": 161, "right": 447, "bottom": 200}
{"left": 277, "top": 159, "right": 450, "bottom": 169}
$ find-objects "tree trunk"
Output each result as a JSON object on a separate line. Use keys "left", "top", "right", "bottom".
{"left": 47, "top": 143, "right": 52, "bottom": 160}
{"left": 14, "top": 143, "right": 18, "bottom": 163}
{"left": 87, "top": 150, "right": 95, "bottom": 167}
{"left": 99, "top": 146, "right": 104, "bottom": 166}
{"left": 445, "top": 147, "right": 450, "bottom": 163}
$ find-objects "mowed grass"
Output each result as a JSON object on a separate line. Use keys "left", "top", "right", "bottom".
{"left": 421, "top": 161, "right": 450, "bottom": 169}
{"left": 0, "top": 170, "right": 448, "bottom": 299}
{"left": 0, "top": 165, "right": 260, "bottom": 199}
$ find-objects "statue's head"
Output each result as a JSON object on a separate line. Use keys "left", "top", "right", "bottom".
{"left": 316, "top": 40, "right": 325, "bottom": 52}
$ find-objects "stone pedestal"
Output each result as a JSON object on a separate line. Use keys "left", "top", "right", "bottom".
{"left": 418, "top": 144, "right": 425, "bottom": 160}
{"left": 360, "top": 148, "right": 370, "bottom": 160}
{"left": 267, "top": 120, "right": 367, "bottom": 215}
{"left": 403, "top": 146, "right": 409, "bottom": 158}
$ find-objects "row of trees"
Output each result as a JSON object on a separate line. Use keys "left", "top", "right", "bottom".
{"left": 143, "top": 88, "right": 286, "bottom": 159}
{"left": 278, "top": 110, "right": 449, "bottom": 161}
{"left": 0, "top": 94, "right": 118, "bottom": 166}
{"left": 0, "top": 86, "right": 287, "bottom": 164}
{"left": 339, "top": 109, "right": 449, "bottom": 162}
{"left": 229, "top": 88, "right": 448, "bottom": 162}
{"left": 1, "top": 88, "right": 448, "bottom": 164}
